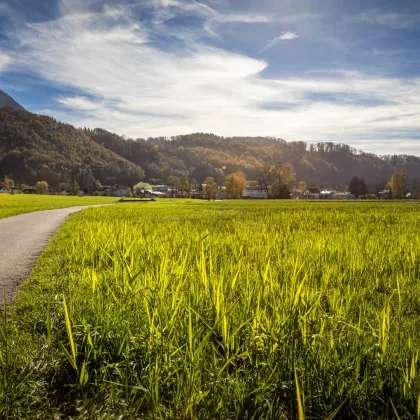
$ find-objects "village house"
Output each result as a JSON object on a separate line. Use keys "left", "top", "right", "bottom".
{"left": 303, "top": 188, "right": 320, "bottom": 199}
{"left": 0, "top": 187, "right": 10, "bottom": 194}
{"left": 22, "top": 186, "right": 35, "bottom": 194}
{"left": 243, "top": 186, "right": 268, "bottom": 199}
{"left": 152, "top": 185, "right": 172, "bottom": 197}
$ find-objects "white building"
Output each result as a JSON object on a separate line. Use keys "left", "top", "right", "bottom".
{"left": 152, "top": 185, "right": 168, "bottom": 193}
{"left": 0, "top": 187, "right": 10, "bottom": 194}
{"left": 243, "top": 187, "right": 268, "bottom": 199}
{"left": 150, "top": 191, "right": 167, "bottom": 197}
{"left": 115, "top": 188, "right": 131, "bottom": 197}
{"left": 320, "top": 190, "right": 335, "bottom": 199}
{"left": 303, "top": 189, "right": 320, "bottom": 199}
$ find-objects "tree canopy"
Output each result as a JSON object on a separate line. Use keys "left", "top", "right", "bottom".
{"left": 0, "top": 109, "right": 144, "bottom": 191}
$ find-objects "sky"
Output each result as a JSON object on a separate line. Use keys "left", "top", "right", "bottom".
{"left": 1, "top": 0, "right": 420, "bottom": 155}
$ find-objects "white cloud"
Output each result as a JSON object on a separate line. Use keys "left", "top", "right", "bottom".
{"left": 57, "top": 95, "right": 102, "bottom": 111}
{"left": 0, "top": 52, "right": 11, "bottom": 72}
{"left": 260, "top": 31, "right": 299, "bottom": 51}
{"left": 278, "top": 31, "right": 299, "bottom": 40}
{"left": 3, "top": 2, "right": 420, "bottom": 154}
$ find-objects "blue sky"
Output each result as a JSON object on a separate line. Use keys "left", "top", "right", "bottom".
{"left": 1, "top": 0, "right": 420, "bottom": 154}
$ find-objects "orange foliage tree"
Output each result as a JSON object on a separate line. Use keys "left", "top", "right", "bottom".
{"left": 225, "top": 171, "right": 247, "bottom": 198}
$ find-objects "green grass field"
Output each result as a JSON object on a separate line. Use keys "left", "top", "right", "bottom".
{"left": 0, "top": 194, "right": 119, "bottom": 219}
{"left": 2, "top": 200, "right": 420, "bottom": 418}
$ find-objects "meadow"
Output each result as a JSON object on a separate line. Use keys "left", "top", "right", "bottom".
{"left": 2, "top": 199, "right": 420, "bottom": 418}
{"left": 0, "top": 194, "right": 118, "bottom": 219}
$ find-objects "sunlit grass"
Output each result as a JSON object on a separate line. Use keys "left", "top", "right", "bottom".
{"left": 0, "top": 194, "right": 118, "bottom": 219}
{"left": 2, "top": 200, "right": 420, "bottom": 418}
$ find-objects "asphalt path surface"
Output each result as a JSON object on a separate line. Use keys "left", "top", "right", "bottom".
{"left": 0, "top": 205, "right": 107, "bottom": 302}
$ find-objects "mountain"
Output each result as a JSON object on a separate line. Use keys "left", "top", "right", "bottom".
{"left": 88, "top": 129, "right": 420, "bottom": 189}
{"left": 0, "top": 108, "right": 144, "bottom": 189}
{"left": 0, "top": 90, "right": 25, "bottom": 111}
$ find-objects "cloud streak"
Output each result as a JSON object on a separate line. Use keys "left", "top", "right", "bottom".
{"left": 260, "top": 31, "right": 299, "bottom": 52}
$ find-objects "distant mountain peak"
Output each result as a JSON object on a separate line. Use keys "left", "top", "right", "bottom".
{"left": 0, "top": 90, "right": 25, "bottom": 111}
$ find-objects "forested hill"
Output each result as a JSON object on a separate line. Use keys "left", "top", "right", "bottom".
{"left": 0, "top": 90, "right": 25, "bottom": 111}
{"left": 88, "top": 129, "right": 420, "bottom": 188}
{"left": 2, "top": 102, "right": 420, "bottom": 190}
{"left": 0, "top": 108, "right": 144, "bottom": 188}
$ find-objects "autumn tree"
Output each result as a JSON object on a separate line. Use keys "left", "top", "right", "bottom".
{"left": 35, "top": 181, "right": 49, "bottom": 194}
{"left": 225, "top": 171, "right": 247, "bottom": 198}
{"left": 1, "top": 176, "right": 14, "bottom": 189}
{"left": 203, "top": 177, "right": 217, "bottom": 200}
{"left": 389, "top": 168, "right": 407, "bottom": 199}
{"left": 348, "top": 176, "right": 368, "bottom": 197}
{"left": 269, "top": 163, "right": 296, "bottom": 199}
{"left": 298, "top": 181, "right": 307, "bottom": 194}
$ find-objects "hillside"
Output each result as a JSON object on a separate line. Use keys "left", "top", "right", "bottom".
{"left": 0, "top": 90, "right": 25, "bottom": 111}
{"left": 0, "top": 108, "right": 144, "bottom": 189}
{"left": 88, "top": 129, "right": 420, "bottom": 188}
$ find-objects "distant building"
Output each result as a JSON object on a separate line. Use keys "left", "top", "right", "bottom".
{"left": 151, "top": 185, "right": 172, "bottom": 197}
{"left": 320, "top": 190, "right": 336, "bottom": 199}
{"left": 378, "top": 190, "right": 391, "bottom": 199}
{"left": 0, "top": 187, "right": 10, "bottom": 194}
{"left": 150, "top": 191, "right": 167, "bottom": 197}
{"left": 152, "top": 185, "right": 169, "bottom": 193}
{"left": 333, "top": 192, "right": 355, "bottom": 200}
{"left": 243, "top": 186, "right": 268, "bottom": 199}
{"left": 103, "top": 188, "right": 116, "bottom": 196}
{"left": 190, "top": 191, "right": 204, "bottom": 199}
{"left": 115, "top": 188, "right": 132, "bottom": 197}
{"left": 303, "top": 188, "right": 320, "bottom": 199}
{"left": 22, "top": 186, "right": 35, "bottom": 194}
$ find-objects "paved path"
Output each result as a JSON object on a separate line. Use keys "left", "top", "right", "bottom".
{"left": 0, "top": 205, "right": 107, "bottom": 302}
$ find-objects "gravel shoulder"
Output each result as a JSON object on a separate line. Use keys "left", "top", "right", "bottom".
{"left": 0, "top": 205, "right": 107, "bottom": 302}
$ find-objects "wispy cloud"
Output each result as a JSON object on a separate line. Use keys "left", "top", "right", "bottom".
{"left": 260, "top": 31, "right": 299, "bottom": 52}
{"left": 0, "top": 52, "right": 11, "bottom": 72}
{"left": 277, "top": 13, "right": 324, "bottom": 24}
{"left": 352, "top": 11, "right": 420, "bottom": 29}
{"left": 57, "top": 95, "right": 103, "bottom": 111}
{"left": 2, "top": 1, "right": 420, "bottom": 154}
